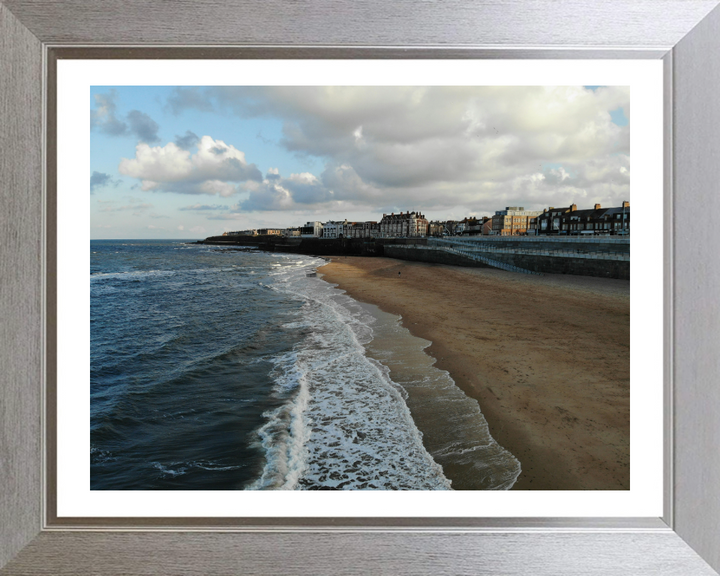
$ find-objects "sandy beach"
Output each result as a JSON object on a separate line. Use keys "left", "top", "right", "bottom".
{"left": 319, "top": 256, "right": 630, "bottom": 490}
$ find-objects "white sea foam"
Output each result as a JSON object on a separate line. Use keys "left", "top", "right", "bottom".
{"left": 247, "top": 255, "right": 450, "bottom": 490}
{"left": 152, "top": 460, "right": 246, "bottom": 478}
{"left": 361, "top": 304, "right": 522, "bottom": 490}
{"left": 90, "top": 266, "right": 264, "bottom": 284}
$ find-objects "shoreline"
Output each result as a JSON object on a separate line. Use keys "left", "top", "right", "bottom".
{"left": 318, "top": 256, "right": 630, "bottom": 490}
{"left": 353, "top": 300, "right": 521, "bottom": 490}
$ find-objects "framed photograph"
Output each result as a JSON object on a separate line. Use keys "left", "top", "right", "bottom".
{"left": 64, "top": 60, "right": 660, "bottom": 521}
{"left": 2, "top": 1, "right": 720, "bottom": 574}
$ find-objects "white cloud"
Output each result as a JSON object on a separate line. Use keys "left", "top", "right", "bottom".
{"left": 178, "top": 225, "right": 184, "bottom": 230}
{"left": 119, "top": 135, "right": 262, "bottom": 196}
{"left": 178, "top": 203, "right": 228, "bottom": 211}
{"left": 158, "top": 86, "right": 631, "bottom": 215}
{"left": 240, "top": 180, "right": 295, "bottom": 211}
{"left": 99, "top": 201, "right": 153, "bottom": 216}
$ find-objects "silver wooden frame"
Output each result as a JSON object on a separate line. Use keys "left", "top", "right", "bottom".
{"left": 2, "top": 1, "right": 720, "bottom": 574}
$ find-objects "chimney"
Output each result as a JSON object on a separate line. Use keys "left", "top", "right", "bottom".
{"left": 570, "top": 204, "right": 577, "bottom": 212}
{"left": 622, "top": 201, "right": 630, "bottom": 208}
{"left": 594, "top": 203, "right": 601, "bottom": 210}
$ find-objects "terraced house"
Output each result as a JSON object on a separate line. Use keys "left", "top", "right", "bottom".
{"left": 533, "top": 202, "right": 630, "bottom": 235}
{"left": 379, "top": 211, "right": 428, "bottom": 238}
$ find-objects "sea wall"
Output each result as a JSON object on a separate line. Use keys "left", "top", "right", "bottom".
{"left": 200, "top": 235, "right": 385, "bottom": 256}
{"left": 382, "top": 246, "right": 490, "bottom": 268}
{"left": 453, "top": 237, "right": 630, "bottom": 255}
{"left": 384, "top": 246, "right": 629, "bottom": 280}
{"left": 200, "top": 236, "right": 629, "bottom": 279}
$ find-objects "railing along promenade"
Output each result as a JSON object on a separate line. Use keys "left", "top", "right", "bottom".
{"left": 428, "top": 237, "right": 630, "bottom": 262}
{"left": 386, "top": 242, "right": 543, "bottom": 275}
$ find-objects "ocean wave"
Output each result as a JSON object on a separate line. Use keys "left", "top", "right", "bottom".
{"left": 246, "top": 352, "right": 311, "bottom": 490}
{"left": 363, "top": 308, "right": 522, "bottom": 490}
{"left": 247, "top": 258, "right": 451, "bottom": 490}
{"left": 90, "top": 266, "right": 248, "bottom": 282}
{"left": 152, "top": 460, "right": 247, "bottom": 478}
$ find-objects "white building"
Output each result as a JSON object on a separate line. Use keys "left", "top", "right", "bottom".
{"left": 322, "top": 220, "right": 348, "bottom": 239}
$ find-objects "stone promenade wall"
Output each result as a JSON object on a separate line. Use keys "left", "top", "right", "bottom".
{"left": 385, "top": 246, "right": 629, "bottom": 279}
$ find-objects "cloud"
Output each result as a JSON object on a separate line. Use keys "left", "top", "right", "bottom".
{"left": 178, "top": 225, "right": 185, "bottom": 230}
{"left": 153, "top": 86, "right": 633, "bottom": 216}
{"left": 127, "top": 110, "right": 161, "bottom": 143}
{"left": 118, "top": 135, "right": 262, "bottom": 196}
{"left": 91, "top": 90, "right": 127, "bottom": 136}
{"left": 99, "top": 201, "right": 153, "bottom": 216}
{"left": 174, "top": 130, "right": 200, "bottom": 150}
{"left": 166, "top": 87, "right": 215, "bottom": 115}
{"left": 160, "top": 86, "right": 630, "bottom": 213}
{"left": 236, "top": 165, "right": 378, "bottom": 211}
{"left": 236, "top": 170, "right": 325, "bottom": 211}
{"left": 206, "top": 214, "right": 245, "bottom": 221}
{"left": 90, "top": 171, "right": 122, "bottom": 191}
{"left": 91, "top": 90, "right": 162, "bottom": 143}
{"left": 239, "top": 180, "right": 294, "bottom": 211}
{"left": 179, "top": 203, "right": 228, "bottom": 211}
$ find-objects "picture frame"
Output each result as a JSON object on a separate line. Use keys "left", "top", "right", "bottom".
{"left": 1, "top": 1, "right": 719, "bottom": 574}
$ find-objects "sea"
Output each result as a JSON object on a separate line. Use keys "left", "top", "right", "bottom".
{"left": 91, "top": 239, "right": 520, "bottom": 490}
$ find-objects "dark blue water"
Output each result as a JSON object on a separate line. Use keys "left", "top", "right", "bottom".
{"left": 90, "top": 240, "right": 454, "bottom": 490}
{"left": 91, "top": 240, "right": 313, "bottom": 489}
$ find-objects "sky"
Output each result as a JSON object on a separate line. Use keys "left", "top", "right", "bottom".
{"left": 90, "top": 86, "right": 630, "bottom": 239}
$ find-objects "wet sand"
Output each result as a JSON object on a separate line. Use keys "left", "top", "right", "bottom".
{"left": 319, "top": 257, "right": 630, "bottom": 490}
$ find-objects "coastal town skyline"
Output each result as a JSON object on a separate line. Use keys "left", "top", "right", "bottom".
{"left": 91, "top": 86, "right": 630, "bottom": 239}
{"left": 216, "top": 199, "right": 630, "bottom": 239}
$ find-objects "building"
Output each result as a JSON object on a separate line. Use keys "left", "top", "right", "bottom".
{"left": 225, "top": 229, "right": 257, "bottom": 236}
{"left": 491, "top": 206, "right": 544, "bottom": 236}
{"left": 481, "top": 217, "right": 493, "bottom": 235}
{"left": 345, "top": 221, "right": 380, "bottom": 238}
{"left": 379, "top": 211, "right": 428, "bottom": 238}
{"left": 427, "top": 221, "right": 445, "bottom": 237}
{"left": 322, "top": 220, "right": 348, "bottom": 239}
{"left": 534, "top": 202, "right": 630, "bottom": 235}
{"left": 455, "top": 219, "right": 468, "bottom": 235}
{"left": 284, "top": 227, "right": 302, "bottom": 237}
{"left": 256, "top": 228, "right": 283, "bottom": 236}
{"left": 461, "top": 217, "right": 483, "bottom": 236}
{"left": 300, "top": 221, "right": 324, "bottom": 237}
{"left": 442, "top": 220, "right": 456, "bottom": 235}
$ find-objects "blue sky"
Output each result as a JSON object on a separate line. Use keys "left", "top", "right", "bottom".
{"left": 91, "top": 86, "right": 630, "bottom": 239}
